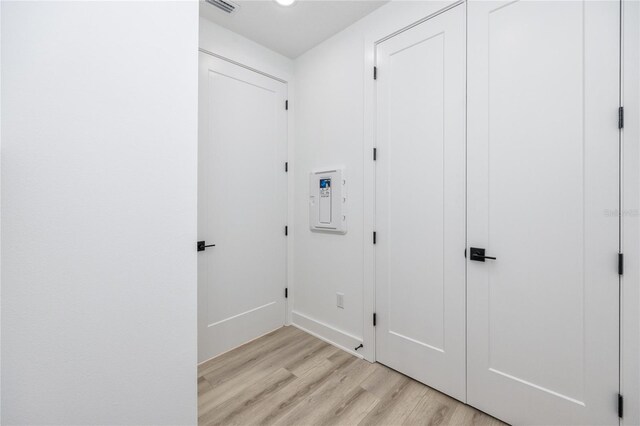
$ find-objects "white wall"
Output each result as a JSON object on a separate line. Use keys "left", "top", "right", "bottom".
{"left": 292, "top": 22, "right": 366, "bottom": 353}
{"left": 292, "top": 1, "right": 457, "bottom": 359}
{"left": 200, "top": 17, "right": 293, "bottom": 82}
{"left": 1, "top": 2, "right": 198, "bottom": 424}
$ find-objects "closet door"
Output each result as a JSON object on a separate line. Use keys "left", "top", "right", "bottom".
{"left": 467, "top": 1, "right": 620, "bottom": 424}
{"left": 198, "top": 52, "right": 287, "bottom": 363}
{"left": 374, "top": 3, "right": 466, "bottom": 401}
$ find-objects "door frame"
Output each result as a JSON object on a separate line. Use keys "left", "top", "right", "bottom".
{"left": 621, "top": 0, "right": 640, "bottom": 424}
{"left": 197, "top": 47, "right": 294, "bottom": 340}
{"left": 363, "top": 2, "right": 639, "bottom": 423}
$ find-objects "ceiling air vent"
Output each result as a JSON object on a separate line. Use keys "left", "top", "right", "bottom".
{"left": 205, "top": 0, "right": 239, "bottom": 14}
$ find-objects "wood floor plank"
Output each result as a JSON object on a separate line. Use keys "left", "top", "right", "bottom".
{"left": 273, "top": 357, "right": 379, "bottom": 426}
{"left": 201, "top": 331, "right": 314, "bottom": 389}
{"left": 198, "top": 376, "right": 212, "bottom": 396}
{"left": 240, "top": 352, "right": 360, "bottom": 425}
{"left": 449, "top": 403, "right": 506, "bottom": 426}
{"left": 198, "top": 326, "right": 295, "bottom": 375}
{"left": 318, "top": 385, "right": 380, "bottom": 426}
{"left": 278, "top": 381, "right": 379, "bottom": 426}
{"left": 282, "top": 339, "right": 335, "bottom": 377}
{"left": 197, "top": 326, "right": 505, "bottom": 426}
{"left": 220, "top": 359, "right": 335, "bottom": 426}
{"left": 199, "top": 368, "right": 297, "bottom": 426}
{"left": 199, "top": 332, "right": 317, "bottom": 413}
{"left": 360, "top": 362, "right": 407, "bottom": 399}
{"left": 358, "top": 376, "right": 429, "bottom": 426}
{"left": 199, "top": 326, "right": 306, "bottom": 380}
{"left": 402, "top": 389, "right": 458, "bottom": 426}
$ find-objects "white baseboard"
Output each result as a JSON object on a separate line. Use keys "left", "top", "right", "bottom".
{"left": 292, "top": 311, "right": 365, "bottom": 359}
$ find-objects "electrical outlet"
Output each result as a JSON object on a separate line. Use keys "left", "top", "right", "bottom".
{"left": 336, "top": 293, "right": 344, "bottom": 309}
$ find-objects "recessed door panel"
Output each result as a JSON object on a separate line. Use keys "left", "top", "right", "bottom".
{"left": 375, "top": 3, "right": 466, "bottom": 401}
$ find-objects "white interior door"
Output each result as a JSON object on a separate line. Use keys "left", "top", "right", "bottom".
{"left": 374, "top": 4, "right": 466, "bottom": 401}
{"left": 467, "top": 1, "right": 620, "bottom": 424}
{"left": 198, "top": 52, "right": 287, "bottom": 363}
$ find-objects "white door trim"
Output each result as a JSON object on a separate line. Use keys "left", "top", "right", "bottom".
{"left": 621, "top": 0, "right": 639, "bottom": 424}
{"left": 199, "top": 48, "right": 287, "bottom": 84}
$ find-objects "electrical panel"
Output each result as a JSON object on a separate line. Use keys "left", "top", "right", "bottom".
{"left": 309, "top": 169, "right": 346, "bottom": 234}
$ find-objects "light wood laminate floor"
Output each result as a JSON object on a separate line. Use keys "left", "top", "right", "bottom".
{"left": 198, "top": 326, "right": 505, "bottom": 426}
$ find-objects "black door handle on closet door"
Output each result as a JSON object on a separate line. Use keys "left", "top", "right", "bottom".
{"left": 197, "top": 241, "right": 216, "bottom": 252}
{"left": 469, "top": 247, "right": 496, "bottom": 262}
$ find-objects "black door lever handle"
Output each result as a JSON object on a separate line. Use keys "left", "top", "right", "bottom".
{"left": 197, "top": 241, "right": 216, "bottom": 252}
{"left": 469, "top": 247, "right": 496, "bottom": 262}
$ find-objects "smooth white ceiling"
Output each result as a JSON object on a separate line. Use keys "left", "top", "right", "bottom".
{"left": 199, "top": 0, "right": 388, "bottom": 58}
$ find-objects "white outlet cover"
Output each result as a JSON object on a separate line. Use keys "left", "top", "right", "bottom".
{"left": 337, "top": 293, "right": 344, "bottom": 309}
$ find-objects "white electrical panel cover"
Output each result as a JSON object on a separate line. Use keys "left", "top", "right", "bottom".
{"left": 309, "top": 169, "right": 346, "bottom": 234}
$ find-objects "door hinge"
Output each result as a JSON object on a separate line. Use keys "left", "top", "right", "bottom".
{"left": 373, "top": 66, "right": 377, "bottom": 80}
{"left": 285, "top": 288, "right": 288, "bottom": 299}
{"left": 618, "top": 393, "right": 624, "bottom": 418}
{"left": 619, "top": 106, "right": 624, "bottom": 129}
{"left": 619, "top": 253, "right": 624, "bottom": 275}
{"left": 373, "top": 147, "right": 377, "bottom": 161}
{"left": 464, "top": 248, "right": 467, "bottom": 258}
{"left": 285, "top": 162, "right": 288, "bottom": 172}
{"left": 285, "top": 100, "right": 289, "bottom": 110}
{"left": 373, "top": 231, "right": 377, "bottom": 244}
{"left": 373, "top": 313, "right": 377, "bottom": 326}
{"left": 285, "top": 226, "right": 288, "bottom": 236}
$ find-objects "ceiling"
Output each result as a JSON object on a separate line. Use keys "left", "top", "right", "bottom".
{"left": 199, "top": 0, "right": 388, "bottom": 58}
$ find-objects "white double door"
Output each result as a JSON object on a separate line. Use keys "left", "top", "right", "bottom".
{"left": 375, "top": 1, "right": 620, "bottom": 424}
{"left": 198, "top": 52, "right": 288, "bottom": 363}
